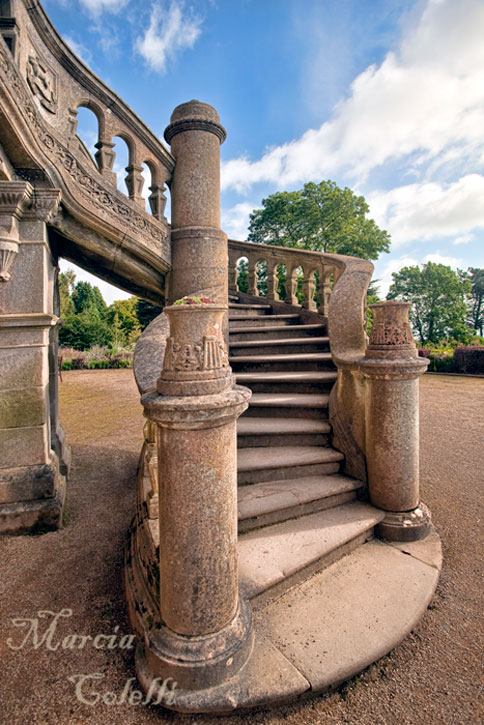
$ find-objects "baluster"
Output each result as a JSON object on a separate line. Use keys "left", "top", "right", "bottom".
{"left": 228, "top": 253, "right": 238, "bottom": 291}
{"left": 148, "top": 182, "right": 167, "bottom": 220}
{"left": 247, "top": 256, "right": 258, "bottom": 296}
{"left": 285, "top": 263, "right": 299, "bottom": 305}
{"left": 319, "top": 265, "right": 333, "bottom": 316}
{"left": 94, "top": 139, "right": 116, "bottom": 185}
{"left": 302, "top": 271, "right": 317, "bottom": 311}
{"left": 125, "top": 164, "right": 145, "bottom": 208}
{"left": 267, "top": 262, "right": 280, "bottom": 301}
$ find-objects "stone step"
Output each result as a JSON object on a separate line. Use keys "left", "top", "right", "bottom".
{"left": 237, "top": 416, "right": 331, "bottom": 448}
{"left": 243, "top": 392, "right": 330, "bottom": 419}
{"left": 237, "top": 445, "right": 343, "bottom": 484}
{"left": 229, "top": 314, "right": 301, "bottom": 327}
{"left": 237, "top": 474, "right": 362, "bottom": 532}
{"left": 229, "top": 323, "right": 326, "bottom": 342}
{"left": 230, "top": 337, "right": 330, "bottom": 356}
{"left": 229, "top": 302, "right": 272, "bottom": 310}
{"left": 238, "top": 501, "right": 385, "bottom": 600}
{"left": 253, "top": 534, "right": 441, "bottom": 695}
{"left": 235, "top": 370, "right": 337, "bottom": 395}
{"left": 230, "top": 351, "right": 335, "bottom": 373}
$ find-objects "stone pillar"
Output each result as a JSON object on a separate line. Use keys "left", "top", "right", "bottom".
{"left": 164, "top": 100, "right": 227, "bottom": 305}
{"left": 138, "top": 304, "right": 253, "bottom": 692}
{"left": 360, "top": 301, "right": 430, "bottom": 541}
{"left": 0, "top": 182, "right": 66, "bottom": 534}
{"left": 133, "top": 101, "right": 254, "bottom": 695}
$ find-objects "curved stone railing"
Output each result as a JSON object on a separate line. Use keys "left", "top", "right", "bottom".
{"left": 228, "top": 238, "right": 374, "bottom": 482}
{"left": 0, "top": 0, "right": 174, "bottom": 301}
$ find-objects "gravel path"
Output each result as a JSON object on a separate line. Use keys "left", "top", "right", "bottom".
{"left": 0, "top": 371, "right": 482, "bottom": 724}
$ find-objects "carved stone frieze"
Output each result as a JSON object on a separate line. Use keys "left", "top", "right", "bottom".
{"left": 163, "top": 335, "right": 229, "bottom": 373}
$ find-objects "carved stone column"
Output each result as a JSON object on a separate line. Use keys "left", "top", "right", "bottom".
{"left": 0, "top": 183, "right": 66, "bottom": 534}
{"left": 131, "top": 101, "right": 254, "bottom": 697}
{"left": 138, "top": 303, "right": 253, "bottom": 693}
{"left": 360, "top": 301, "right": 431, "bottom": 541}
{"left": 164, "top": 100, "right": 228, "bottom": 305}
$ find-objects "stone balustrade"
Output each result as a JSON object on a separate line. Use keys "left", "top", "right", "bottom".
{"left": 228, "top": 239, "right": 337, "bottom": 316}
{"left": 0, "top": 0, "right": 174, "bottom": 302}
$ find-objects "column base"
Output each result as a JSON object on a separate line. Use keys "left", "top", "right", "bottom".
{"left": 376, "top": 502, "right": 432, "bottom": 542}
{"left": 0, "top": 456, "right": 66, "bottom": 535}
{"left": 136, "top": 598, "right": 254, "bottom": 693}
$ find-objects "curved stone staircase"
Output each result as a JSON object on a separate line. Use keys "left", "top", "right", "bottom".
{"left": 229, "top": 293, "right": 386, "bottom": 601}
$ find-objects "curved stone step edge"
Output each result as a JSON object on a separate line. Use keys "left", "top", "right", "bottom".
{"left": 254, "top": 531, "right": 442, "bottom": 696}
{"left": 238, "top": 474, "right": 363, "bottom": 533}
{"left": 238, "top": 501, "right": 385, "bottom": 600}
{"left": 231, "top": 336, "right": 330, "bottom": 348}
{"left": 237, "top": 417, "right": 331, "bottom": 436}
{"left": 237, "top": 445, "right": 343, "bottom": 472}
{"left": 161, "top": 531, "right": 441, "bottom": 713}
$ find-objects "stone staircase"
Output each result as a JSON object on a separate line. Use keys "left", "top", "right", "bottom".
{"left": 228, "top": 293, "right": 388, "bottom": 606}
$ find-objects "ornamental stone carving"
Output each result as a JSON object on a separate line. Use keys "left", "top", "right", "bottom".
{"left": 0, "top": 239, "right": 18, "bottom": 282}
{"left": 367, "top": 301, "right": 416, "bottom": 359}
{"left": 157, "top": 304, "right": 233, "bottom": 396}
{"left": 26, "top": 54, "right": 57, "bottom": 114}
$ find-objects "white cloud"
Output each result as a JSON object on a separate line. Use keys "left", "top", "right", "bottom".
{"left": 62, "top": 35, "right": 92, "bottom": 65}
{"left": 367, "top": 174, "right": 484, "bottom": 246}
{"left": 221, "top": 202, "right": 254, "bottom": 240}
{"left": 453, "top": 234, "right": 473, "bottom": 245}
{"left": 375, "top": 255, "right": 419, "bottom": 298}
{"left": 423, "top": 252, "right": 463, "bottom": 268}
{"left": 221, "top": 0, "right": 484, "bottom": 192}
{"left": 136, "top": 1, "right": 202, "bottom": 73}
{"left": 78, "top": 0, "right": 129, "bottom": 16}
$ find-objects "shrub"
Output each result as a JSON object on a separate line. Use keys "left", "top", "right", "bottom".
{"left": 71, "top": 354, "right": 87, "bottom": 370}
{"left": 61, "top": 360, "right": 73, "bottom": 371}
{"left": 453, "top": 347, "right": 484, "bottom": 375}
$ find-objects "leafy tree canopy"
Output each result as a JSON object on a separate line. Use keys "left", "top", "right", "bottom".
{"left": 72, "top": 280, "right": 107, "bottom": 315}
{"left": 387, "top": 262, "right": 472, "bottom": 344}
{"left": 459, "top": 267, "right": 484, "bottom": 335}
{"left": 247, "top": 180, "right": 390, "bottom": 261}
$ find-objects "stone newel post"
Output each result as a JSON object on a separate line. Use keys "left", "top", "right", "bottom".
{"left": 360, "top": 301, "right": 431, "bottom": 541}
{"left": 136, "top": 101, "right": 253, "bottom": 694}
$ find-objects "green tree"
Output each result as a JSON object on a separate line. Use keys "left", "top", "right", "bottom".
{"left": 135, "top": 299, "right": 163, "bottom": 330}
{"left": 107, "top": 298, "right": 140, "bottom": 346}
{"left": 248, "top": 180, "right": 390, "bottom": 260}
{"left": 387, "top": 262, "right": 472, "bottom": 344}
{"left": 58, "top": 269, "right": 76, "bottom": 318}
{"left": 459, "top": 267, "right": 484, "bottom": 335}
{"left": 59, "top": 305, "right": 112, "bottom": 350}
{"left": 72, "top": 281, "right": 107, "bottom": 316}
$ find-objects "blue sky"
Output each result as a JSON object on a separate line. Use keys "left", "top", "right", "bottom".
{"left": 47, "top": 0, "right": 484, "bottom": 304}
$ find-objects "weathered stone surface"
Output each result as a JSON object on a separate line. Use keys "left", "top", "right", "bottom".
{"left": 0, "top": 386, "right": 47, "bottom": 428}
{"left": 238, "top": 501, "right": 385, "bottom": 599}
{"left": 0, "top": 460, "right": 56, "bottom": 503}
{"left": 0, "top": 424, "right": 49, "bottom": 468}
{"left": 0, "top": 242, "right": 54, "bottom": 314}
{"left": 136, "top": 631, "right": 309, "bottom": 714}
{"left": 0, "top": 346, "right": 48, "bottom": 390}
{"left": 255, "top": 537, "right": 441, "bottom": 693}
{"left": 0, "top": 468, "right": 65, "bottom": 535}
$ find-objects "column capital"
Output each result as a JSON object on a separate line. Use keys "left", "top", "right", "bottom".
{"left": 164, "top": 100, "right": 227, "bottom": 145}
{"left": 22, "top": 188, "right": 62, "bottom": 223}
{"left": 0, "top": 180, "right": 34, "bottom": 237}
